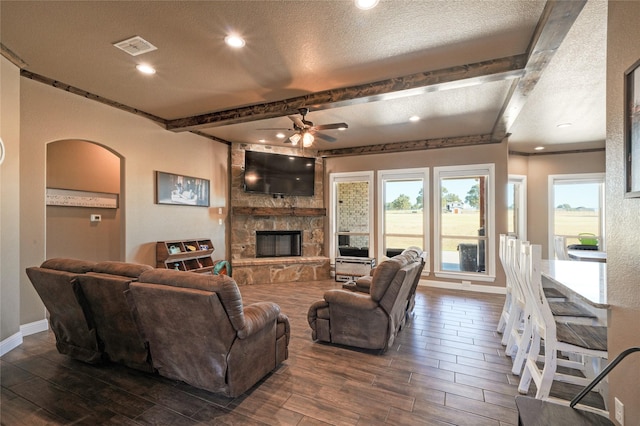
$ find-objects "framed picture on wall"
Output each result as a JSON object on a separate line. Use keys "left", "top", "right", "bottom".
{"left": 156, "top": 171, "right": 210, "bottom": 207}
{"left": 625, "top": 58, "right": 640, "bottom": 198}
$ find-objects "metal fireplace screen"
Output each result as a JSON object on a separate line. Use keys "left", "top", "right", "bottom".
{"left": 256, "top": 231, "right": 302, "bottom": 257}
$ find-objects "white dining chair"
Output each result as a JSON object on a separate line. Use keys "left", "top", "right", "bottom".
{"left": 497, "top": 235, "right": 515, "bottom": 336}
{"left": 501, "top": 238, "right": 525, "bottom": 349}
{"left": 553, "top": 235, "right": 570, "bottom": 260}
{"left": 517, "top": 243, "right": 608, "bottom": 411}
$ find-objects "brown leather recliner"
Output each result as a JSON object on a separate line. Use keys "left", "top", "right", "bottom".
{"left": 25, "top": 258, "right": 101, "bottom": 363}
{"left": 77, "top": 261, "right": 154, "bottom": 372}
{"left": 307, "top": 248, "right": 423, "bottom": 352}
{"left": 353, "top": 247, "right": 426, "bottom": 322}
{"left": 128, "top": 269, "right": 290, "bottom": 397}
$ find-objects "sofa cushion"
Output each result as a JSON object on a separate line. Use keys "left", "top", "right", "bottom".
{"left": 78, "top": 273, "right": 153, "bottom": 371}
{"left": 92, "top": 261, "right": 153, "bottom": 278}
{"left": 40, "top": 258, "right": 96, "bottom": 274}
{"left": 138, "top": 269, "right": 246, "bottom": 333}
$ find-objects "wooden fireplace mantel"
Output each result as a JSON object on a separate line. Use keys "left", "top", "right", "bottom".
{"left": 232, "top": 207, "right": 326, "bottom": 217}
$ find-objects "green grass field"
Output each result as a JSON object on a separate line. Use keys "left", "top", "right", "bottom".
{"left": 383, "top": 209, "right": 600, "bottom": 251}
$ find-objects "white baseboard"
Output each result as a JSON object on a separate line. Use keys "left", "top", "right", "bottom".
{"left": 0, "top": 331, "right": 23, "bottom": 357}
{"left": 419, "top": 278, "right": 506, "bottom": 294}
{"left": 21, "top": 319, "right": 49, "bottom": 336}
{"left": 0, "top": 319, "right": 49, "bottom": 357}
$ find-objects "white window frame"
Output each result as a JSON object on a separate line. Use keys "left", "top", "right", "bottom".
{"left": 508, "top": 174, "right": 527, "bottom": 241}
{"left": 377, "top": 168, "right": 430, "bottom": 272}
{"left": 547, "top": 173, "right": 605, "bottom": 253}
{"left": 329, "top": 171, "right": 375, "bottom": 263}
{"left": 433, "top": 164, "right": 496, "bottom": 282}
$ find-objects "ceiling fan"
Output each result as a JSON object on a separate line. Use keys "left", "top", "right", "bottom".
{"left": 261, "top": 108, "right": 348, "bottom": 147}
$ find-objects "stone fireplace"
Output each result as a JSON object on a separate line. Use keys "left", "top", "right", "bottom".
{"left": 230, "top": 144, "right": 330, "bottom": 285}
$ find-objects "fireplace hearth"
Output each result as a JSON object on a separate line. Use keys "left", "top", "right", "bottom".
{"left": 256, "top": 230, "right": 302, "bottom": 257}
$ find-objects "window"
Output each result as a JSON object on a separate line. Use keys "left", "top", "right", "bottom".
{"left": 434, "top": 164, "right": 495, "bottom": 281}
{"left": 549, "top": 173, "right": 605, "bottom": 255}
{"left": 329, "top": 172, "right": 374, "bottom": 260}
{"left": 508, "top": 175, "right": 527, "bottom": 240}
{"left": 378, "top": 168, "right": 429, "bottom": 268}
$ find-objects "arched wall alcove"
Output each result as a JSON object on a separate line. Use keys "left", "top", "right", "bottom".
{"left": 46, "top": 139, "right": 124, "bottom": 260}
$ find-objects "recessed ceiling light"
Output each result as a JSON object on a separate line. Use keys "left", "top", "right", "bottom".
{"left": 355, "top": 0, "right": 379, "bottom": 10}
{"left": 136, "top": 64, "right": 156, "bottom": 75}
{"left": 338, "top": 126, "right": 347, "bottom": 131}
{"left": 409, "top": 115, "right": 420, "bottom": 122}
{"left": 534, "top": 146, "right": 545, "bottom": 151}
{"left": 276, "top": 133, "right": 286, "bottom": 139}
{"left": 557, "top": 122, "right": 572, "bottom": 128}
{"left": 259, "top": 139, "right": 266, "bottom": 143}
{"left": 225, "top": 34, "right": 245, "bottom": 48}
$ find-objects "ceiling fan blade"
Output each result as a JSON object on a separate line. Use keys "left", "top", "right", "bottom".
{"left": 288, "top": 115, "right": 306, "bottom": 129}
{"left": 314, "top": 132, "right": 337, "bottom": 143}
{"left": 256, "top": 127, "right": 293, "bottom": 131}
{"left": 314, "top": 122, "right": 348, "bottom": 131}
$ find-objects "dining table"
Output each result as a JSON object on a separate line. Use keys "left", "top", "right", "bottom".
{"left": 567, "top": 249, "right": 607, "bottom": 263}
{"left": 540, "top": 259, "right": 608, "bottom": 324}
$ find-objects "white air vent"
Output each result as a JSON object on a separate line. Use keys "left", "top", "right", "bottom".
{"left": 113, "top": 36, "right": 157, "bottom": 56}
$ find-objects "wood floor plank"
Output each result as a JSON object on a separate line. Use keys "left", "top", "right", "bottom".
{"left": 410, "top": 372, "right": 485, "bottom": 401}
{"left": 438, "top": 360, "right": 511, "bottom": 384}
{"left": 313, "top": 384, "right": 393, "bottom": 422}
{"left": 282, "top": 393, "right": 360, "bottom": 425}
{"left": 392, "top": 398, "right": 501, "bottom": 426}
{"left": 444, "top": 393, "right": 518, "bottom": 424}
{"left": 456, "top": 355, "right": 518, "bottom": 375}
{"left": 0, "top": 386, "right": 68, "bottom": 425}
{"left": 228, "top": 392, "right": 305, "bottom": 426}
{"left": 133, "top": 404, "right": 197, "bottom": 425}
{"left": 455, "top": 373, "right": 520, "bottom": 397}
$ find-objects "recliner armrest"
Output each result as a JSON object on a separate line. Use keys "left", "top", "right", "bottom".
{"left": 237, "top": 301, "right": 280, "bottom": 339}
{"left": 354, "top": 275, "right": 372, "bottom": 293}
{"left": 323, "top": 289, "right": 378, "bottom": 310}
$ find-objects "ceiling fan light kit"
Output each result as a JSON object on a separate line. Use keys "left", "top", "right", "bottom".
{"left": 289, "top": 133, "right": 301, "bottom": 145}
{"left": 276, "top": 108, "right": 348, "bottom": 148}
{"left": 302, "top": 132, "right": 314, "bottom": 147}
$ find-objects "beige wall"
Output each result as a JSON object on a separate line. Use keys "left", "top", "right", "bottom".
{"left": 512, "top": 150, "right": 606, "bottom": 259}
{"left": 507, "top": 152, "right": 528, "bottom": 176}
{"left": 606, "top": 2, "right": 640, "bottom": 421}
{"left": 324, "top": 141, "right": 509, "bottom": 289}
{"left": 1, "top": 57, "right": 22, "bottom": 341}
{"left": 46, "top": 140, "right": 122, "bottom": 260}
{"left": 17, "top": 77, "right": 229, "bottom": 327}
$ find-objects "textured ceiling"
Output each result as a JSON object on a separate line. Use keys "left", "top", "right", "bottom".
{"left": 0, "top": 0, "right": 606, "bottom": 154}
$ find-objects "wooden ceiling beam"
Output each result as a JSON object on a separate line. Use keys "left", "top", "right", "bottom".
{"left": 165, "top": 55, "right": 527, "bottom": 132}
{"left": 1, "top": 43, "right": 28, "bottom": 68}
{"left": 20, "top": 70, "right": 167, "bottom": 126}
{"left": 318, "top": 134, "right": 496, "bottom": 158}
{"left": 491, "top": 0, "right": 587, "bottom": 142}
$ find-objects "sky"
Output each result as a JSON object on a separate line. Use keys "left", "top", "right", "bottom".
{"left": 553, "top": 182, "right": 600, "bottom": 209}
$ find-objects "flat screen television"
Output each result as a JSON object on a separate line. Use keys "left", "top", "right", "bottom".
{"left": 243, "top": 150, "right": 315, "bottom": 196}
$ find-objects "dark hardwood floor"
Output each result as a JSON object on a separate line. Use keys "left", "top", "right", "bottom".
{"left": 1, "top": 281, "right": 536, "bottom": 425}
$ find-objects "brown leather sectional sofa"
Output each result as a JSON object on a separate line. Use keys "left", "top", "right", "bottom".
{"left": 26, "top": 258, "right": 290, "bottom": 397}
{"left": 307, "top": 248, "right": 424, "bottom": 352}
